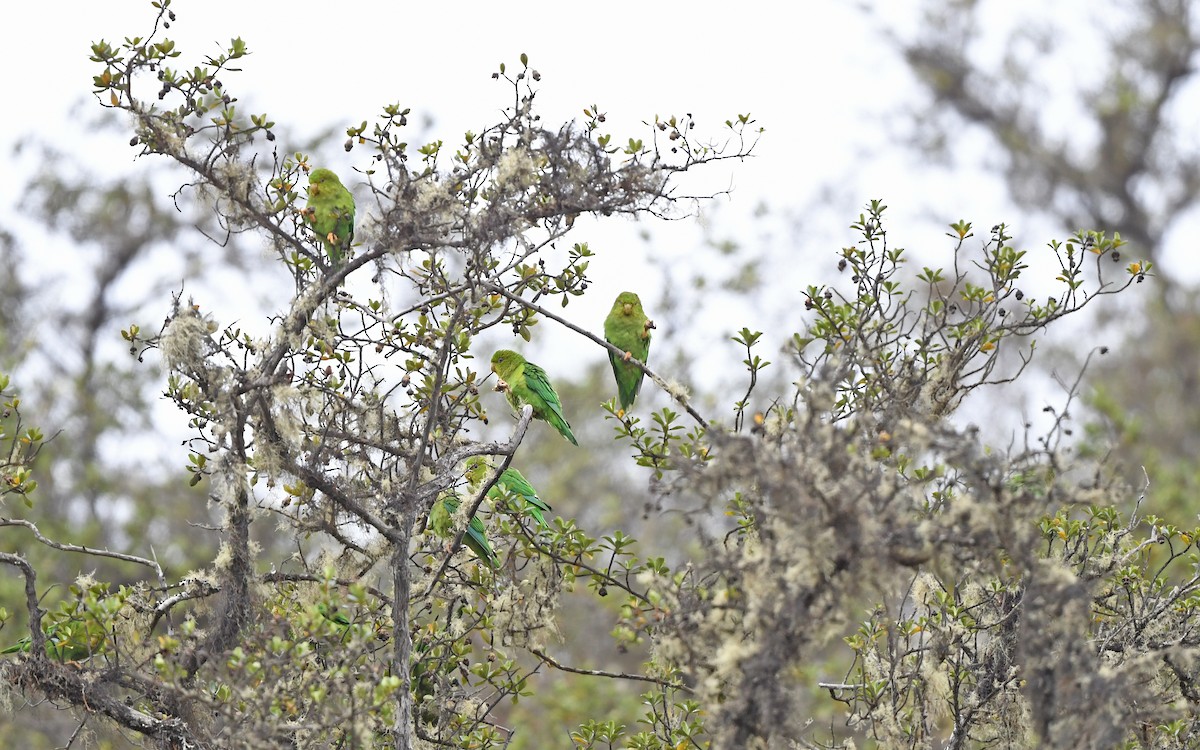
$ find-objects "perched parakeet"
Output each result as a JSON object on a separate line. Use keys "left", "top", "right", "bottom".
{"left": 316, "top": 602, "right": 388, "bottom": 644}
{"left": 303, "top": 168, "right": 355, "bottom": 266}
{"left": 428, "top": 493, "right": 498, "bottom": 566}
{"left": 465, "top": 457, "right": 552, "bottom": 530}
{"left": 603, "top": 291, "right": 654, "bottom": 411}
{"left": 317, "top": 602, "right": 352, "bottom": 628}
{"left": 490, "top": 350, "right": 578, "bottom": 446}
{"left": 1, "top": 619, "right": 104, "bottom": 662}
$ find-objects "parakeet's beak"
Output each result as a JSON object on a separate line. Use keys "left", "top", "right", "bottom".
{"left": 622, "top": 303, "right": 633, "bottom": 315}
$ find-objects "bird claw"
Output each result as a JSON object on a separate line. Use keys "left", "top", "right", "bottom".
{"left": 621, "top": 351, "right": 633, "bottom": 362}
{"left": 493, "top": 378, "right": 510, "bottom": 393}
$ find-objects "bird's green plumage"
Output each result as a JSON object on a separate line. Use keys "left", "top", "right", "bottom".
{"left": 465, "top": 457, "right": 552, "bottom": 530}
{"left": 315, "top": 601, "right": 390, "bottom": 644}
{"left": 303, "top": 168, "right": 355, "bottom": 265}
{"left": 490, "top": 350, "right": 578, "bottom": 445}
{"left": 316, "top": 602, "right": 352, "bottom": 628}
{"left": 603, "top": 291, "right": 653, "bottom": 411}
{"left": 429, "top": 493, "right": 498, "bottom": 566}
{"left": 495, "top": 468, "right": 551, "bottom": 529}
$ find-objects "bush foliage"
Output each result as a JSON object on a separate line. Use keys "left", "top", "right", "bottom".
{"left": 1, "top": 3, "right": 1191, "bottom": 750}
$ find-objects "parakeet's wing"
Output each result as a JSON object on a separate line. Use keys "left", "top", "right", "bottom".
{"left": 0, "top": 637, "right": 29, "bottom": 655}
{"left": 520, "top": 362, "right": 563, "bottom": 415}
{"left": 493, "top": 468, "right": 551, "bottom": 529}
{"left": 463, "top": 515, "right": 498, "bottom": 566}
{"left": 334, "top": 191, "right": 354, "bottom": 243}
{"left": 605, "top": 344, "right": 644, "bottom": 410}
{"left": 327, "top": 188, "right": 355, "bottom": 259}
{"left": 521, "top": 361, "right": 578, "bottom": 445}
{"left": 317, "top": 603, "right": 353, "bottom": 628}
{"left": 428, "top": 494, "right": 456, "bottom": 537}
{"left": 431, "top": 494, "right": 497, "bottom": 566}
{"left": 3, "top": 620, "right": 101, "bottom": 661}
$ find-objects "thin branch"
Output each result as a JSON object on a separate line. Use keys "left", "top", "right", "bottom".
{"left": 391, "top": 513, "right": 414, "bottom": 750}
{"left": 530, "top": 647, "right": 688, "bottom": 691}
{"left": 285, "top": 461, "right": 406, "bottom": 545}
{"left": 0, "top": 552, "right": 44, "bottom": 658}
{"left": 405, "top": 300, "right": 470, "bottom": 498}
{"left": 261, "top": 571, "right": 393, "bottom": 607}
{"left": 149, "top": 577, "right": 219, "bottom": 631}
{"left": 0, "top": 519, "right": 165, "bottom": 584}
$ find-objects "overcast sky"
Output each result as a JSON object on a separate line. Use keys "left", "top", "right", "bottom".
{"left": 4, "top": 3, "right": 952, "bottom": 303}
{"left": 5, "top": 0, "right": 1152, "bottom": 440}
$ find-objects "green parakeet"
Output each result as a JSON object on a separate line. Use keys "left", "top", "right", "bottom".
{"left": 490, "top": 349, "right": 578, "bottom": 446}
{"left": 465, "top": 457, "right": 552, "bottom": 530}
{"left": 316, "top": 602, "right": 352, "bottom": 628}
{"left": 603, "top": 291, "right": 654, "bottom": 411}
{"left": 1, "top": 619, "right": 104, "bottom": 662}
{"left": 316, "top": 602, "right": 388, "bottom": 644}
{"left": 428, "top": 493, "right": 498, "bottom": 566}
{"left": 303, "top": 168, "right": 355, "bottom": 266}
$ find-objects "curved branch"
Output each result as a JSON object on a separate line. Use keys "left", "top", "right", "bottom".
{"left": 0, "top": 519, "right": 165, "bottom": 585}
{"left": 530, "top": 647, "right": 688, "bottom": 691}
{"left": 0, "top": 552, "right": 44, "bottom": 658}
{"left": 149, "top": 577, "right": 219, "bottom": 631}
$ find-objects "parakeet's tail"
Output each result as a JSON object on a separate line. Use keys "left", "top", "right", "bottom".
{"left": 525, "top": 506, "right": 550, "bottom": 530}
{"left": 548, "top": 413, "right": 578, "bottom": 445}
{"left": 464, "top": 527, "right": 499, "bottom": 567}
{"left": 609, "top": 354, "right": 643, "bottom": 411}
{"left": 618, "top": 375, "right": 641, "bottom": 411}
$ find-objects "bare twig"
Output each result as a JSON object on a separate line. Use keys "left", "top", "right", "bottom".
{"left": 530, "top": 647, "right": 688, "bottom": 691}
{"left": 0, "top": 552, "right": 44, "bottom": 658}
{"left": 0, "top": 518, "right": 165, "bottom": 584}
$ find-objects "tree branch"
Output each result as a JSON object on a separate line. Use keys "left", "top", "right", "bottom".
{"left": 530, "top": 647, "right": 688, "bottom": 691}
{"left": 0, "top": 519, "right": 165, "bottom": 585}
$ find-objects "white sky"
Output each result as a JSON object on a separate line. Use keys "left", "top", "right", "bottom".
{"left": 3, "top": 1, "right": 904, "bottom": 202}
{"left": 1, "top": 1, "right": 925, "bottom": 357}
{"left": 2, "top": 0, "right": 1160, "bottom": 440}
